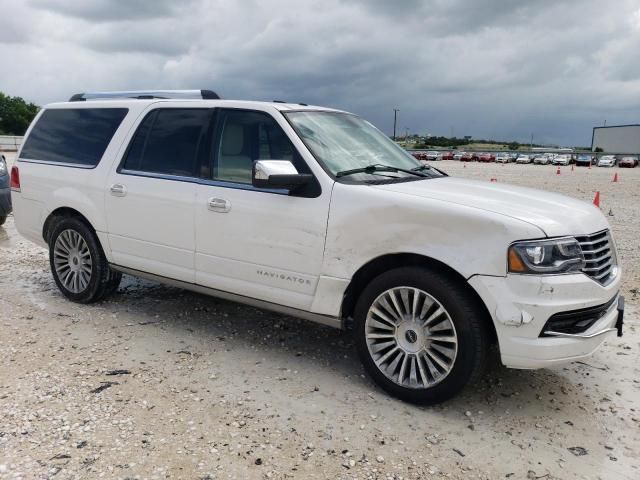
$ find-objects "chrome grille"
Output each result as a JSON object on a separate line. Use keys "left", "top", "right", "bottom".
{"left": 575, "top": 230, "right": 616, "bottom": 285}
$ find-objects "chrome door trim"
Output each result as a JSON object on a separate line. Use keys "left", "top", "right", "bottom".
{"left": 110, "top": 264, "right": 343, "bottom": 330}
{"left": 117, "top": 168, "right": 291, "bottom": 195}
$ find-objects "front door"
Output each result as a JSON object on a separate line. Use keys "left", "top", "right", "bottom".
{"left": 105, "top": 107, "right": 213, "bottom": 283}
{"left": 195, "top": 108, "right": 330, "bottom": 310}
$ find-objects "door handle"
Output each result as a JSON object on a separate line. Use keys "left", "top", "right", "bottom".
{"left": 110, "top": 184, "right": 127, "bottom": 197}
{"left": 207, "top": 197, "right": 231, "bottom": 213}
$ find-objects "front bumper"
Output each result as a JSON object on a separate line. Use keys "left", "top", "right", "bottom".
{"left": 469, "top": 271, "right": 623, "bottom": 369}
{"left": 0, "top": 186, "right": 12, "bottom": 216}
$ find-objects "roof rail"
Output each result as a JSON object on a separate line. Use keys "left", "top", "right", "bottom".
{"left": 69, "top": 89, "right": 221, "bottom": 102}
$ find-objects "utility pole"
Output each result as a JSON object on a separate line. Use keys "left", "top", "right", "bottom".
{"left": 530, "top": 133, "right": 533, "bottom": 151}
{"left": 393, "top": 109, "right": 399, "bottom": 140}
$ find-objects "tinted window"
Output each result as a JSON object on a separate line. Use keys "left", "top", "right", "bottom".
{"left": 20, "top": 108, "right": 128, "bottom": 167}
{"left": 123, "top": 108, "right": 212, "bottom": 177}
{"left": 214, "top": 109, "right": 304, "bottom": 184}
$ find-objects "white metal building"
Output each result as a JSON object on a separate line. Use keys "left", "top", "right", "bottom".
{"left": 591, "top": 125, "right": 640, "bottom": 154}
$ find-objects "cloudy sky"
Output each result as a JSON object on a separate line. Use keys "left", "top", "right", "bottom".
{"left": 2, "top": 0, "right": 639, "bottom": 146}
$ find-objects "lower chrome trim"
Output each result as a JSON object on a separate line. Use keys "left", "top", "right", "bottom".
{"left": 110, "top": 264, "right": 343, "bottom": 330}
{"left": 542, "top": 327, "right": 617, "bottom": 339}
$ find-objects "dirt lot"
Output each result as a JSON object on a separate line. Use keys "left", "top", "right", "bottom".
{"left": 0, "top": 159, "right": 638, "bottom": 480}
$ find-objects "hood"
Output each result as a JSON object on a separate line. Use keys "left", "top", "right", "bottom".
{"left": 372, "top": 177, "right": 608, "bottom": 237}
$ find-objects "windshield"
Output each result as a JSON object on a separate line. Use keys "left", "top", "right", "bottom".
{"left": 285, "top": 111, "right": 441, "bottom": 181}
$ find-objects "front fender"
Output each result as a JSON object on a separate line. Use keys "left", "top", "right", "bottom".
{"left": 323, "top": 182, "right": 544, "bottom": 280}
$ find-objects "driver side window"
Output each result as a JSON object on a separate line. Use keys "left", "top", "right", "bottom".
{"left": 213, "top": 109, "right": 304, "bottom": 184}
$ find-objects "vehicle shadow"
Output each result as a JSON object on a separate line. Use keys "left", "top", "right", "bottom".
{"left": 106, "top": 275, "right": 601, "bottom": 417}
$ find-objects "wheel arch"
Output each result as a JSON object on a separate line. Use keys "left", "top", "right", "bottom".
{"left": 43, "top": 207, "right": 98, "bottom": 245}
{"left": 341, "top": 253, "right": 497, "bottom": 342}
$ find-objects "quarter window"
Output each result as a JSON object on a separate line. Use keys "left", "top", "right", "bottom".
{"left": 20, "top": 108, "right": 128, "bottom": 167}
{"left": 123, "top": 108, "right": 212, "bottom": 177}
{"left": 214, "top": 110, "right": 304, "bottom": 184}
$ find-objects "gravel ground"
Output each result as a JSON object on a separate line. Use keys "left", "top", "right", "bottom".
{"left": 0, "top": 157, "right": 639, "bottom": 480}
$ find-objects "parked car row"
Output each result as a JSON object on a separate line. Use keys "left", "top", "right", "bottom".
{"left": 410, "top": 150, "right": 639, "bottom": 168}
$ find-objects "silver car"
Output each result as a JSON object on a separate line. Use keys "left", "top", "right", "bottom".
{"left": 597, "top": 155, "right": 616, "bottom": 167}
{"left": 534, "top": 154, "right": 553, "bottom": 165}
{"left": 553, "top": 155, "right": 571, "bottom": 166}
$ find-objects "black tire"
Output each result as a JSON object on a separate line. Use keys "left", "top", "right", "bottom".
{"left": 0, "top": 216, "right": 6, "bottom": 226}
{"left": 48, "top": 216, "right": 119, "bottom": 303}
{"left": 105, "top": 270, "right": 123, "bottom": 296}
{"left": 354, "top": 266, "right": 489, "bottom": 405}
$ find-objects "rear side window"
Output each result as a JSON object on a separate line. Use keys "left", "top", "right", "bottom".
{"left": 122, "top": 108, "right": 212, "bottom": 177}
{"left": 20, "top": 108, "right": 128, "bottom": 167}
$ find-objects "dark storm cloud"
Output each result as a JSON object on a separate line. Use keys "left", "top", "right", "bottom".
{"left": 1, "top": 0, "right": 639, "bottom": 146}
{"left": 348, "top": 0, "right": 581, "bottom": 33}
{"left": 29, "top": 0, "right": 187, "bottom": 21}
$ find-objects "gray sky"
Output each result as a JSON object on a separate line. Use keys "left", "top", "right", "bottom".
{"left": 2, "top": 0, "right": 639, "bottom": 146}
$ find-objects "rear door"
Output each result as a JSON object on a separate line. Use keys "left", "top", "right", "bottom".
{"left": 105, "top": 106, "right": 213, "bottom": 282}
{"left": 194, "top": 108, "right": 331, "bottom": 310}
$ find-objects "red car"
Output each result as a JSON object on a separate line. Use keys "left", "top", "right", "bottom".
{"left": 441, "top": 151, "right": 454, "bottom": 160}
{"left": 411, "top": 151, "right": 428, "bottom": 161}
{"left": 618, "top": 156, "right": 638, "bottom": 168}
{"left": 460, "top": 152, "right": 475, "bottom": 162}
{"left": 478, "top": 152, "right": 496, "bottom": 162}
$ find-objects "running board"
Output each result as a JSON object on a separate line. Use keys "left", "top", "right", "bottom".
{"left": 110, "top": 264, "right": 343, "bottom": 330}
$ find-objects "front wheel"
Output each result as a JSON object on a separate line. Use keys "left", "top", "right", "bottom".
{"left": 49, "top": 217, "right": 120, "bottom": 303}
{"left": 0, "top": 216, "right": 6, "bottom": 226}
{"left": 354, "top": 267, "right": 489, "bottom": 405}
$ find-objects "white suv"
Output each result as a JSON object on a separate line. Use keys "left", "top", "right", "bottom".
{"left": 11, "top": 90, "right": 624, "bottom": 404}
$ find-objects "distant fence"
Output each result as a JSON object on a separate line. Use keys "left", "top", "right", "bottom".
{"left": 0, "top": 135, "right": 23, "bottom": 151}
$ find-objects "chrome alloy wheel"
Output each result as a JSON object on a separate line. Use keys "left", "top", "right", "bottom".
{"left": 365, "top": 287, "right": 458, "bottom": 389}
{"left": 53, "top": 229, "right": 93, "bottom": 294}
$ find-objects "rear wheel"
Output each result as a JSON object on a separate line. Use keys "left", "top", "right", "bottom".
{"left": 49, "top": 217, "right": 120, "bottom": 303}
{"left": 354, "top": 267, "right": 489, "bottom": 404}
{"left": 0, "top": 216, "right": 6, "bottom": 226}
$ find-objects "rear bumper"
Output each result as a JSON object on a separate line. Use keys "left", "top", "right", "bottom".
{"left": 469, "top": 271, "right": 623, "bottom": 369}
{"left": 0, "top": 186, "right": 12, "bottom": 216}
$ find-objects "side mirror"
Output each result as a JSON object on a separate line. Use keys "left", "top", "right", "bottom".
{"left": 252, "top": 160, "right": 312, "bottom": 190}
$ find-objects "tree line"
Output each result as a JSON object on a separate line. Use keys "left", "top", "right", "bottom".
{"left": 412, "top": 136, "right": 547, "bottom": 150}
{"left": 0, "top": 92, "right": 40, "bottom": 135}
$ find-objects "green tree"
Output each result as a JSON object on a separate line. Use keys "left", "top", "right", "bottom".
{"left": 507, "top": 141, "right": 520, "bottom": 150}
{"left": 0, "top": 92, "right": 40, "bottom": 135}
{"left": 594, "top": 147, "right": 603, "bottom": 152}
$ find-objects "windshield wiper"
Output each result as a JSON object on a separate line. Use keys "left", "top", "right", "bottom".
{"left": 411, "top": 164, "right": 431, "bottom": 171}
{"left": 336, "top": 164, "right": 428, "bottom": 178}
{"left": 412, "top": 163, "right": 448, "bottom": 177}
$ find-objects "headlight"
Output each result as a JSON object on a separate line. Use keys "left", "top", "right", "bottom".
{"left": 508, "top": 238, "right": 585, "bottom": 274}
{"left": 0, "top": 158, "right": 6, "bottom": 176}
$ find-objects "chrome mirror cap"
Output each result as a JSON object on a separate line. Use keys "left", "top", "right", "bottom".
{"left": 252, "top": 160, "right": 312, "bottom": 190}
{"left": 253, "top": 160, "right": 299, "bottom": 181}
